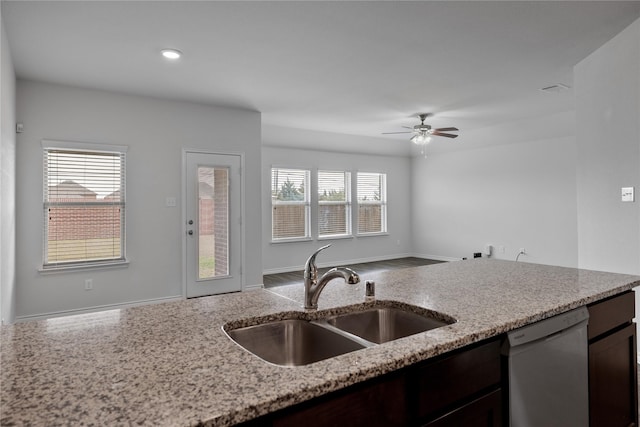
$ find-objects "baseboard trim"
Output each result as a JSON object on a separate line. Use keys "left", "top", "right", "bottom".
{"left": 14, "top": 295, "right": 184, "bottom": 323}
{"left": 263, "top": 253, "right": 414, "bottom": 275}
{"left": 410, "top": 253, "right": 462, "bottom": 262}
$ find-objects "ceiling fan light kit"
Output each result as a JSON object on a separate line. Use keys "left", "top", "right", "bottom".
{"left": 382, "top": 113, "right": 459, "bottom": 158}
{"left": 410, "top": 133, "right": 432, "bottom": 145}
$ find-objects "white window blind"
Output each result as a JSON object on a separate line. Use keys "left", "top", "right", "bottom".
{"left": 271, "top": 168, "right": 310, "bottom": 240}
{"left": 357, "top": 172, "right": 387, "bottom": 234}
{"left": 318, "top": 170, "right": 351, "bottom": 237}
{"left": 43, "top": 141, "right": 126, "bottom": 268}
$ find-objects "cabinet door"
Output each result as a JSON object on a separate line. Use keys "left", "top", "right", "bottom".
{"left": 589, "top": 323, "right": 638, "bottom": 427}
{"left": 422, "top": 389, "right": 502, "bottom": 427}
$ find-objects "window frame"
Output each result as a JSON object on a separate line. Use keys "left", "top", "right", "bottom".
{"left": 270, "top": 167, "right": 311, "bottom": 243}
{"left": 317, "top": 170, "right": 352, "bottom": 239}
{"left": 41, "top": 140, "right": 128, "bottom": 272}
{"left": 356, "top": 171, "right": 388, "bottom": 236}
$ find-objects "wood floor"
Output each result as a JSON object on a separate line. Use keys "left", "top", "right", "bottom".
{"left": 263, "top": 257, "right": 445, "bottom": 288}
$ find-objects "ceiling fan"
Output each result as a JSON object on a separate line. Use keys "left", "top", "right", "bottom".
{"left": 382, "top": 113, "right": 459, "bottom": 147}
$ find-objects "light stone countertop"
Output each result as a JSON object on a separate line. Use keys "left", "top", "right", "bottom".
{"left": 2, "top": 259, "right": 639, "bottom": 426}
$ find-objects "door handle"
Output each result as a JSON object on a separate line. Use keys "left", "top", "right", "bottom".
{"left": 188, "top": 230, "right": 194, "bottom": 235}
{"left": 188, "top": 220, "right": 194, "bottom": 225}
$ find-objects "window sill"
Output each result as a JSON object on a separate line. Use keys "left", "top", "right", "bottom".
{"left": 39, "top": 260, "right": 130, "bottom": 275}
{"left": 356, "top": 232, "right": 389, "bottom": 238}
{"left": 270, "top": 237, "right": 313, "bottom": 244}
{"left": 318, "top": 235, "right": 354, "bottom": 241}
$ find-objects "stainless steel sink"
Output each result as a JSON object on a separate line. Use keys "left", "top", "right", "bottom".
{"left": 224, "top": 301, "right": 456, "bottom": 366}
{"left": 324, "top": 305, "right": 455, "bottom": 344}
{"left": 225, "top": 319, "right": 366, "bottom": 366}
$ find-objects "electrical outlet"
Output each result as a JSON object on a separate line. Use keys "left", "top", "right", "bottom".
{"left": 474, "top": 252, "right": 482, "bottom": 258}
{"left": 519, "top": 248, "right": 526, "bottom": 254}
{"left": 84, "top": 279, "right": 93, "bottom": 290}
{"left": 484, "top": 244, "right": 492, "bottom": 257}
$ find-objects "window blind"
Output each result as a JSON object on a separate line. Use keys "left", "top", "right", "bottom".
{"left": 271, "top": 168, "right": 310, "bottom": 240}
{"left": 318, "top": 170, "right": 351, "bottom": 237}
{"left": 43, "top": 143, "right": 126, "bottom": 268}
{"left": 357, "top": 172, "right": 387, "bottom": 234}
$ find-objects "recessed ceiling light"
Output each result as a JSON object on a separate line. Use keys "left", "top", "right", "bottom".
{"left": 161, "top": 49, "right": 182, "bottom": 60}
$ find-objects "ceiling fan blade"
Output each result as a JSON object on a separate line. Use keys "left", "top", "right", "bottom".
{"left": 431, "top": 132, "right": 458, "bottom": 138}
{"left": 433, "top": 127, "right": 459, "bottom": 132}
{"left": 382, "top": 131, "right": 413, "bottom": 134}
{"left": 401, "top": 126, "right": 414, "bottom": 130}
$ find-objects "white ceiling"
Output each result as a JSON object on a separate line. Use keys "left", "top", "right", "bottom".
{"left": 3, "top": 1, "right": 640, "bottom": 155}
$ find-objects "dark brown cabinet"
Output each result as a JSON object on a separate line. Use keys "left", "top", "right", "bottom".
{"left": 422, "top": 389, "right": 502, "bottom": 427}
{"left": 588, "top": 291, "right": 638, "bottom": 427}
{"left": 413, "top": 338, "right": 501, "bottom": 425}
{"left": 272, "top": 373, "right": 408, "bottom": 427}
{"left": 244, "top": 338, "right": 503, "bottom": 427}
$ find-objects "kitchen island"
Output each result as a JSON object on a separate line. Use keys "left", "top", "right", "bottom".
{"left": 2, "top": 259, "right": 639, "bottom": 426}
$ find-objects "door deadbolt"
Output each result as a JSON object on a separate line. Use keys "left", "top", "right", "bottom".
{"left": 188, "top": 220, "right": 194, "bottom": 225}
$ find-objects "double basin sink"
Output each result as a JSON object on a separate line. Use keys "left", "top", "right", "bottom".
{"left": 223, "top": 301, "right": 456, "bottom": 366}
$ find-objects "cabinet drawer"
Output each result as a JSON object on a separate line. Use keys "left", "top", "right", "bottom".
{"left": 415, "top": 338, "right": 501, "bottom": 419}
{"left": 588, "top": 291, "right": 635, "bottom": 340}
{"left": 273, "top": 373, "right": 407, "bottom": 427}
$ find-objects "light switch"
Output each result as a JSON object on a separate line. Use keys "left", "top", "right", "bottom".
{"left": 165, "top": 197, "right": 177, "bottom": 207}
{"left": 621, "top": 187, "right": 634, "bottom": 202}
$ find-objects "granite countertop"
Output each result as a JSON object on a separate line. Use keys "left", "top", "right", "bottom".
{"left": 2, "top": 259, "right": 639, "bottom": 426}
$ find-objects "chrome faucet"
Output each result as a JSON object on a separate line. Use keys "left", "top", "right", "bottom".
{"left": 304, "top": 244, "right": 360, "bottom": 309}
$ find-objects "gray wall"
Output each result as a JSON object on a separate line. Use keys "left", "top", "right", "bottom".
{"left": 262, "top": 128, "right": 413, "bottom": 273}
{"left": 575, "top": 18, "right": 640, "bottom": 276}
{"left": 6, "top": 17, "right": 640, "bottom": 322}
{"left": 15, "top": 81, "right": 261, "bottom": 320}
{"left": 1, "top": 12, "right": 17, "bottom": 323}
{"left": 411, "top": 17, "right": 640, "bottom": 270}
{"left": 411, "top": 131, "right": 578, "bottom": 266}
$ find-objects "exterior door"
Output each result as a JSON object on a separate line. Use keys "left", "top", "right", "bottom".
{"left": 185, "top": 152, "right": 242, "bottom": 297}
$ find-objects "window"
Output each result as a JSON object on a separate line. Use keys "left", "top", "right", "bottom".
{"left": 42, "top": 140, "right": 127, "bottom": 269}
{"left": 318, "top": 170, "right": 351, "bottom": 238}
{"left": 357, "top": 172, "right": 387, "bottom": 234}
{"left": 271, "top": 168, "right": 310, "bottom": 241}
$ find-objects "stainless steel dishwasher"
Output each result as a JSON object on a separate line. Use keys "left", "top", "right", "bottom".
{"left": 503, "top": 306, "right": 589, "bottom": 426}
